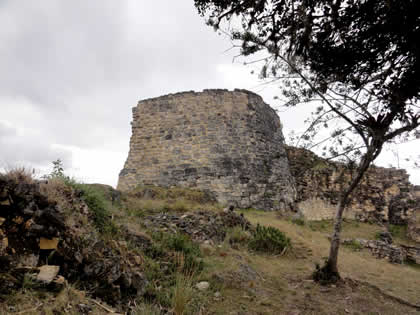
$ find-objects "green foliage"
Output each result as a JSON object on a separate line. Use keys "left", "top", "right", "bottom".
{"left": 308, "top": 220, "right": 329, "bottom": 231}
{"left": 343, "top": 239, "right": 363, "bottom": 252}
{"left": 51, "top": 159, "right": 65, "bottom": 178}
{"left": 123, "top": 185, "right": 222, "bottom": 215}
{"left": 45, "top": 159, "right": 72, "bottom": 181}
{"left": 388, "top": 224, "right": 407, "bottom": 240}
{"left": 248, "top": 224, "right": 291, "bottom": 255}
{"left": 147, "top": 232, "right": 203, "bottom": 273}
{"left": 291, "top": 217, "right": 305, "bottom": 226}
{"left": 172, "top": 274, "right": 194, "bottom": 315}
{"left": 67, "top": 182, "right": 117, "bottom": 235}
{"left": 227, "top": 226, "right": 251, "bottom": 247}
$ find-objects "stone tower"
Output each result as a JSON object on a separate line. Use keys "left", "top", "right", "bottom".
{"left": 118, "top": 89, "right": 296, "bottom": 210}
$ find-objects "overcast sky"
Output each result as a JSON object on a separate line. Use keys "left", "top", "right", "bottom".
{"left": 1, "top": 0, "right": 419, "bottom": 186}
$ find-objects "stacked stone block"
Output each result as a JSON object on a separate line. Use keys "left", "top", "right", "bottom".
{"left": 118, "top": 89, "right": 296, "bottom": 210}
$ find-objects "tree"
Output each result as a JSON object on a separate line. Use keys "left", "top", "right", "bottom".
{"left": 195, "top": 0, "right": 420, "bottom": 281}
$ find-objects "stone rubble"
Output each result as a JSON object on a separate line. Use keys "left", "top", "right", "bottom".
{"left": 0, "top": 175, "right": 147, "bottom": 305}
{"left": 342, "top": 238, "right": 420, "bottom": 264}
{"left": 144, "top": 210, "right": 252, "bottom": 243}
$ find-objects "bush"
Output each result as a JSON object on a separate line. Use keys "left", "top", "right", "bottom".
{"left": 148, "top": 232, "right": 203, "bottom": 273}
{"left": 248, "top": 224, "right": 291, "bottom": 255}
{"left": 291, "top": 217, "right": 305, "bottom": 226}
{"left": 68, "top": 183, "right": 117, "bottom": 235}
{"left": 343, "top": 239, "right": 363, "bottom": 251}
{"left": 227, "top": 226, "right": 251, "bottom": 246}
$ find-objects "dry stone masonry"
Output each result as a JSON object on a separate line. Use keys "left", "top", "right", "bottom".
{"left": 118, "top": 89, "right": 296, "bottom": 210}
{"left": 286, "top": 146, "right": 420, "bottom": 224}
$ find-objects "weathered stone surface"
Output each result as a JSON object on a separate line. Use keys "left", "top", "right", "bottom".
{"left": 118, "top": 89, "right": 296, "bottom": 211}
{"left": 407, "top": 203, "right": 420, "bottom": 243}
{"left": 144, "top": 210, "right": 252, "bottom": 243}
{"left": 196, "top": 281, "right": 210, "bottom": 291}
{"left": 37, "top": 265, "right": 60, "bottom": 283}
{"left": 287, "top": 146, "right": 420, "bottom": 226}
{"left": 342, "top": 238, "right": 420, "bottom": 264}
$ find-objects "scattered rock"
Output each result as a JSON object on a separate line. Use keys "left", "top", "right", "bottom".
{"left": 377, "top": 231, "right": 393, "bottom": 244}
{"left": 36, "top": 265, "right": 60, "bottom": 283}
{"left": 196, "top": 281, "right": 210, "bottom": 291}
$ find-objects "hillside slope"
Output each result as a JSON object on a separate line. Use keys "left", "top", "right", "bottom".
{"left": 0, "top": 171, "right": 419, "bottom": 314}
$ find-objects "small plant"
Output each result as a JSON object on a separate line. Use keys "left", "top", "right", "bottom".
{"left": 227, "top": 226, "right": 251, "bottom": 246}
{"left": 150, "top": 232, "right": 203, "bottom": 272}
{"left": 343, "top": 239, "right": 364, "bottom": 251}
{"left": 291, "top": 217, "right": 305, "bottom": 226}
{"left": 51, "top": 159, "right": 65, "bottom": 178}
{"left": 133, "top": 302, "right": 161, "bottom": 315}
{"left": 388, "top": 224, "right": 407, "bottom": 240}
{"left": 248, "top": 224, "right": 291, "bottom": 255}
{"left": 68, "top": 183, "right": 118, "bottom": 235}
{"left": 172, "top": 273, "right": 194, "bottom": 315}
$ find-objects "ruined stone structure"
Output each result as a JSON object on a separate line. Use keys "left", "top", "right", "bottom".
{"left": 287, "top": 146, "right": 420, "bottom": 224}
{"left": 118, "top": 89, "right": 296, "bottom": 210}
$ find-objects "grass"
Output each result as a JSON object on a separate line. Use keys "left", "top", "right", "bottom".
{"left": 342, "top": 239, "right": 364, "bottom": 251}
{"left": 240, "top": 210, "right": 420, "bottom": 306}
{"left": 122, "top": 185, "right": 223, "bottom": 217}
{"left": 172, "top": 273, "right": 194, "bottom": 315}
{"left": 227, "top": 226, "right": 251, "bottom": 247}
{"left": 0, "top": 283, "right": 116, "bottom": 315}
{"left": 66, "top": 182, "right": 118, "bottom": 235}
{"left": 2, "top": 176, "right": 420, "bottom": 314}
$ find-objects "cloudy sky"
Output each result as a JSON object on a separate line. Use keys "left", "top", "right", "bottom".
{"left": 1, "top": 0, "right": 419, "bottom": 186}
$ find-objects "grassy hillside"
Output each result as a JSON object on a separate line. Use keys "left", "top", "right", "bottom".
{"left": 0, "top": 172, "right": 419, "bottom": 314}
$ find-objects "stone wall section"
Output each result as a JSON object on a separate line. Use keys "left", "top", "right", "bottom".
{"left": 118, "top": 89, "right": 296, "bottom": 210}
{"left": 287, "top": 146, "right": 420, "bottom": 224}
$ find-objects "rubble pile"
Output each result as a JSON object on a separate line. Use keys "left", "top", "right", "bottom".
{"left": 342, "top": 238, "right": 420, "bottom": 264}
{"left": 144, "top": 209, "right": 252, "bottom": 243}
{"left": 0, "top": 174, "right": 147, "bottom": 305}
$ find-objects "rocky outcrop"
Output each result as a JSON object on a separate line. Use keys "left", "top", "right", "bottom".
{"left": 118, "top": 89, "right": 296, "bottom": 211}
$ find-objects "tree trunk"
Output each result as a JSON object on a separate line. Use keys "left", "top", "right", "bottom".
{"left": 326, "top": 148, "right": 377, "bottom": 276}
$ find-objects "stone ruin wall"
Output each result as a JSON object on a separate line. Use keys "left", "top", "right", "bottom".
{"left": 118, "top": 89, "right": 296, "bottom": 210}
{"left": 287, "top": 146, "right": 420, "bottom": 228}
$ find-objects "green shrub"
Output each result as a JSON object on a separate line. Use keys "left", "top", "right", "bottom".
{"left": 388, "top": 224, "right": 407, "bottom": 239}
{"left": 291, "top": 217, "right": 305, "bottom": 226}
{"left": 149, "top": 232, "right": 203, "bottom": 272}
{"left": 343, "top": 239, "right": 364, "bottom": 251}
{"left": 227, "top": 226, "right": 251, "bottom": 246}
{"left": 67, "top": 182, "right": 117, "bottom": 235}
{"left": 248, "top": 224, "right": 291, "bottom": 255}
